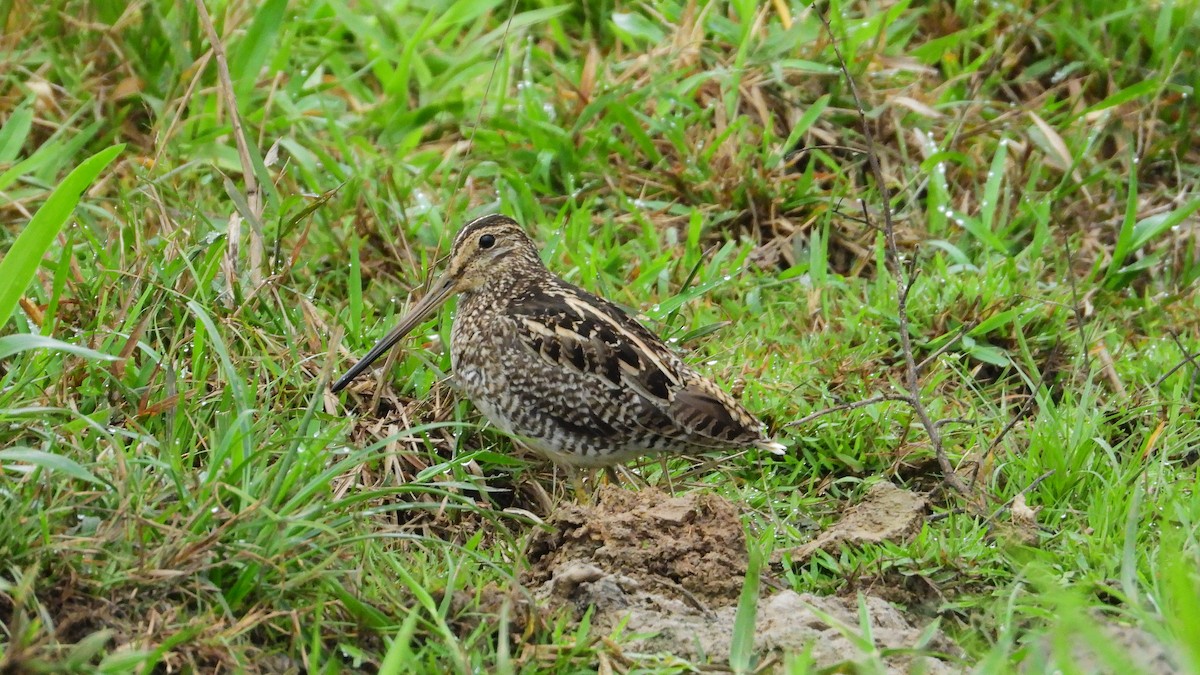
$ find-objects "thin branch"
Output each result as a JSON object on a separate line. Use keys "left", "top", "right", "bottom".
{"left": 930, "top": 469, "right": 1056, "bottom": 525}
{"left": 988, "top": 470, "right": 1055, "bottom": 523}
{"left": 1061, "top": 236, "right": 1091, "bottom": 375}
{"left": 1153, "top": 329, "right": 1200, "bottom": 389}
{"left": 786, "top": 393, "right": 913, "bottom": 427}
{"left": 971, "top": 339, "right": 1062, "bottom": 488}
{"left": 925, "top": 508, "right": 964, "bottom": 524}
{"left": 453, "top": 0, "right": 520, "bottom": 205}
{"left": 916, "top": 312, "right": 983, "bottom": 374}
{"left": 814, "top": 4, "right": 966, "bottom": 494}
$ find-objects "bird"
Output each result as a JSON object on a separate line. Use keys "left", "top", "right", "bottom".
{"left": 331, "top": 214, "right": 786, "bottom": 471}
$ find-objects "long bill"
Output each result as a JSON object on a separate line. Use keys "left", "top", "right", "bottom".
{"left": 330, "top": 272, "right": 458, "bottom": 393}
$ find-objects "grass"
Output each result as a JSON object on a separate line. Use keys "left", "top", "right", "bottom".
{"left": 1, "top": 0, "right": 1199, "bottom": 671}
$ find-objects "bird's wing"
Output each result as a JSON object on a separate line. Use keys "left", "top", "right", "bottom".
{"left": 510, "top": 286, "right": 683, "bottom": 405}
{"left": 509, "top": 284, "right": 767, "bottom": 447}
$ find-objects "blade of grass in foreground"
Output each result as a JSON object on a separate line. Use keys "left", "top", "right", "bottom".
{"left": 0, "top": 446, "right": 104, "bottom": 486}
{"left": 0, "top": 333, "right": 119, "bottom": 362}
{"left": 729, "top": 539, "right": 762, "bottom": 674}
{"left": 0, "top": 143, "right": 124, "bottom": 329}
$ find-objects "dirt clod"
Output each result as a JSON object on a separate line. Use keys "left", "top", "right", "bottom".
{"left": 1022, "top": 615, "right": 1183, "bottom": 674}
{"left": 782, "top": 481, "right": 928, "bottom": 563}
{"left": 526, "top": 485, "right": 748, "bottom": 604}
{"left": 524, "top": 485, "right": 957, "bottom": 670}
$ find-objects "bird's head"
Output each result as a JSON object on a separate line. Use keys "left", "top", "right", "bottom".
{"left": 443, "top": 214, "right": 544, "bottom": 292}
{"left": 330, "top": 214, "right": 544, "bottom": 392}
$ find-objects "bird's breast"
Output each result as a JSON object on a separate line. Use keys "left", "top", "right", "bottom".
{"left": 449, "top": 300, "right": 512, "bottom": 397}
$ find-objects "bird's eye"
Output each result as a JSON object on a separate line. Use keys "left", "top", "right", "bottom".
{"left": 479, "top": 234, "right": 496, "bottom": 249}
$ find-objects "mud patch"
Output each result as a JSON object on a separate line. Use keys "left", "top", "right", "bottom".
{"left": 780, "top": 481, "right": 929, "bottom": 563}
{"left": 1022, "top": 616, "right": 1182, "bottom": 674}
{"left": 525, "top": 485, "right": 747, "bottom": 604}
{"left": 524, "top": 485, "right": 957, "bottom": 670}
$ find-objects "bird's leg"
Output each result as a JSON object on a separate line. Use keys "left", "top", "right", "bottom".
{"left": 611, "top": 463, "right": 657, "bottom": 491}
{"left": 567, "top": 465, "right": 592, "bottom": 503}
{"left": 521, "top": 474, "right": 555, "bottom": 516}
{"left": 658, "top": 456, "right": 676, "bottom": 495}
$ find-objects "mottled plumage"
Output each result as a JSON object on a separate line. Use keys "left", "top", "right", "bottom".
{"left": 332, "top": 214, "right": 785, "bottom": 468}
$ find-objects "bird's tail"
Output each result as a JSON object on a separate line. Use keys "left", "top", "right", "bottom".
{"left": 756, "top": 439, "right": 787, "bottom": 455}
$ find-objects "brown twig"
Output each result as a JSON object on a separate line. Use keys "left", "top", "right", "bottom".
{"left": 1152, "top": 329, "right": 1200, "bottom": 389}
{"left": 988, "top": 470, "right": 1055, "bottom": 523}
{"left": 785, "top": 393, "right": 912, "bottom": 427}
{"left": 152, "top": 49, "right": 213, "bottom": 174}
{"left": 1092, "top": 338, "right": 1127, "bottom": 398}
{"left": 970, "top": 339, "right": 1062, "bottom": 488}
{"left": 193, "top": 0, "right": 265, "bottom": 287}
{"left": 813, "top": 4, "right": 966, "bottom": 494}
{"left": 929, "top": 470, "right": 1054, "bottom": 524}
{"left": 1061, "top": 236, "right": 1091, "bottom": 376}
{"left": 924, "top": 508, "right": 964, "bottom": 524}
{"left": 915, "top": 309, "right": 983, "bottom": 374}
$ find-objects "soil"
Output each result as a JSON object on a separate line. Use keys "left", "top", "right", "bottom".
{"left": 523, "top": 484, "right": 959, "bottom": 671}
{"left": 778, "top": 481, "right": 929, "bottom": 563}
{"left": 525, "top": 485, "right": 750, "bottom": 604}
{"left": 1021, "top": 616, "right": 1183, "bottom": 674}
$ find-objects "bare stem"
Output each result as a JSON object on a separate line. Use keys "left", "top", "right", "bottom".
{"left": 814, "top": 4, "right": 966, "bottom": 494}
{"left": 988, "top": 470, "right": 1055, "bottom": 522}
{"left": 786, "top": 393, "right": 913, "bottom": 427}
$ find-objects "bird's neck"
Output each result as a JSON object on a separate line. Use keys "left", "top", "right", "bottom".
{"left": 461, "top": 263, "right": 552, "bottom": 308}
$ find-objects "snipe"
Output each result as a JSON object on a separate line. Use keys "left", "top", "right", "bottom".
{"left": 331, "top": 215, "right": 785, "bottom": 468}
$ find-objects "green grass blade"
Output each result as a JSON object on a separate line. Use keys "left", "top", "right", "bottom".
{"left": 769, "top": 94, "right": 830, "bottom": 169}
{"left": 0, "top": 447, "right": 105, "bottom": 486}
{"left": 380, "top": 609, "right": 424, "bottom": 674}
{"left": 956, "top": 212, "right": 1009, "bottom": 254}
{"left": 349, "top": 235, "right": 363, "bottom": 339}
{"left": 0, "top": 100, "right": 33, "bottom": 163}
{"left": 1130, "top": 198, "right": 1200, "bottom": 252}
{"left": 1106, "top": 154, "right": 1140, "bottom": 285}
{"left": 0, "top": 143, "right": 124, "bottom": 328}
{"left": 1120, "top": 482, "right": 1145, "bottom": 607}
{"left": 1077, "top": 80, "right": 1161, "bottom": 118}
{"left": 729, "top": 539, "right": 762, "bottom": 674}
{"left": 0, "top": 334, "right": 119, "bottom": 362}
{"left": 980, "top": 138, "right": 1007, "bottom": 235}
{"left": 229, "top": 0, "right": 287, "bottom": 101}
